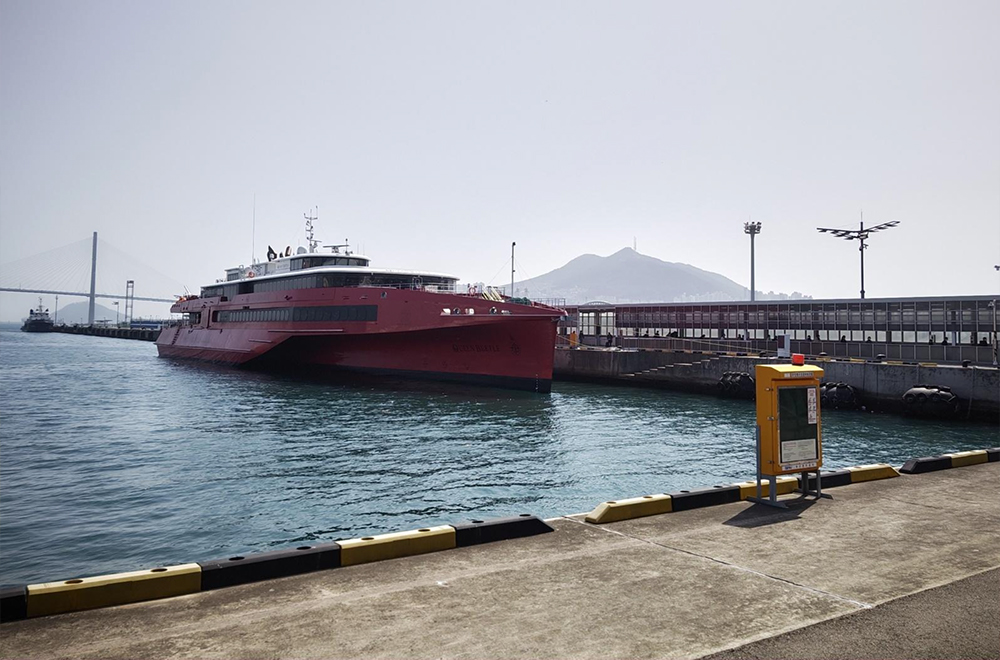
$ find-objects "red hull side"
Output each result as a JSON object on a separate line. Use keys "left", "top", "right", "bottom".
{"left": 268, "top": 319, "right": 557, "bottom": 391}
{"left": 156, "top": 288, "right": 560, "bottom": 392}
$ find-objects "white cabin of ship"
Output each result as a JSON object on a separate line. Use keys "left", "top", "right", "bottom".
{"left": 203, "top": 246, "right": 459, "bottom": 299}
{"left": 224, "top": 251, "right": 372, "bottom": 282}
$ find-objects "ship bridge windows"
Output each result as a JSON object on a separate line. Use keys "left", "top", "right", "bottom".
{"left": 200, "top": 284, "right": 238, "bottom": 298}
{"left": 292, "top": 256, "right": 371, "bottom": 270}
{"left": 253, "top": 274, "right": 324, "bottom": 293}
{"left": 246, "top": 271, "right": 456, "bottom": 293}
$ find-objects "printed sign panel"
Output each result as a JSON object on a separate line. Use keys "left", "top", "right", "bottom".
{"left": 778, "top": 386, "right": 819, "bottom": 463}
{"left": 781, "top": 439, "right": 817, "bottom": 463}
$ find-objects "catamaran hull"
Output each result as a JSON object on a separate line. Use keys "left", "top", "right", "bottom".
{"left": 156, "top": 315, "right": 558, "bottom": 392}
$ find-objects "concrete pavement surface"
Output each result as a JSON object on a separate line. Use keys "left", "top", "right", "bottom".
{"left": 703, "top": 568, "right": 1000, "bottom": 660}
{"left": 1, "top": 462, "right": 998, "bottom": 659}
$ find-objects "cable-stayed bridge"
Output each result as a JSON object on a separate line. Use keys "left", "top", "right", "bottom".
{"left": 0, "top": 233, "right": 186, "bottom": 324}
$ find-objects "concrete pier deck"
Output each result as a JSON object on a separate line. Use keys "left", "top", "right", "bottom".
{"left": 2, "top": 462, "right": 997, "bottom": 659}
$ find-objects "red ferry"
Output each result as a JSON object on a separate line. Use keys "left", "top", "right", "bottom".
{"left": 156, "top": 217, "right": 563, "bottom": 392}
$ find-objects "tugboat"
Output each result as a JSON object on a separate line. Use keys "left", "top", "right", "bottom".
{"left": 21, "top": 298, "right": 55, "bottom": 333}
{"left": 157, "top": 213, "right": 564, "bottom": 392}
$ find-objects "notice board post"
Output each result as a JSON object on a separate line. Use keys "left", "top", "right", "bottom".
{"left": 749, "top": 358, "right": 827, "bottom": 508}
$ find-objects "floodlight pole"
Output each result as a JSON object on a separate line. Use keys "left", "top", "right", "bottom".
{"left": 991, "top": 298, "right": 998, "bottom": 367}
{"left": 993, "top": 265, "right": 999, "bottom": 366}
{"left": 817, "top": 217, "right": 899, "bottom": 300}
{"left": 744, "top": 222, "right": 761, "bottom": 301}
{"left": 859, "top": 220, "right": 866, "bottom": 299}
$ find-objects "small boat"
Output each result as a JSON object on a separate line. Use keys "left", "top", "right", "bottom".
{"left": 21, "top": 298, "right": 55, "bottom": 333}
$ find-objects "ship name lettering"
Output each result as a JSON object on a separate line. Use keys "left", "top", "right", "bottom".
{"left": 452, "top": 343, "right": 500, "bottom": 353}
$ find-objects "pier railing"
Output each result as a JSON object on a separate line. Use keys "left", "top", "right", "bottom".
{"left": 571, "top": 335, "right": 997, "bottom": 366}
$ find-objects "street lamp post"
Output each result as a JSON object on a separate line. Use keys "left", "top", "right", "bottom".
{"left": 817, "top": 216, "right": 900, "bottom": 299}
{"left": 992, "top": 265, "right": 999, "bottom": 366}
{"left": 114, "top": 301, "right": 119, "bottom": 325}
{"left": 744, "top": 222, "right": 761, "bottom": 301}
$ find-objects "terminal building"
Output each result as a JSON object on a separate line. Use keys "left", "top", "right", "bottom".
{"left": 558, "top": 295, "right": 999, "bottom": 365}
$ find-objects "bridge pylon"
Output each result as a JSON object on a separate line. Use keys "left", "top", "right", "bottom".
{"left": 88, "top": 231, "right": 98, "bottom": 326}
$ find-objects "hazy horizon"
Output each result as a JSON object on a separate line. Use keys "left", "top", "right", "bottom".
{"left": 2, "top": 1, "right": 998, "bottom": 321}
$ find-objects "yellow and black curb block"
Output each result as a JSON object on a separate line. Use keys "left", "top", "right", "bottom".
{"left": 27, "top": 564, "right": 201, "bottom": 618}
{"left": 0, "top": 514, "right": 553, "bottom": 624}
{"left": 901, "top": 448, "right": 999, "bottom": 474}
{"left": 199, "top": 543, "right": 342, "bottom": 591}
{"left": 799, "top": 468, "right": 852, "bottom": 490}
{"left": 846, "top": 463, "right": 901, "bottom": 482}
{"left": 340, "top": 526, "right": 455, "bottom": 566}
{"left": 585, "top": 462, "right": 911, "bottom": 525}
{"left": 0, "top": 587, "right": 28, "bottom": 623}
{"left": 733, "top": 476, "right": 799, "bottom": 500}
{"left": 453, "top": 514, "right": 554, "bottom": 545}
{"left": 586, "top": 494, "right": 672, "bottom": 524}
{"left": 670, "top": 485, "right": 741, "bottom": 511}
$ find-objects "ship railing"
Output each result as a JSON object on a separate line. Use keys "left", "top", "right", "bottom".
{"left": 530, "top": 298, "right": 567, "bottom": 309}
{"left": 357, "top": 282, "right": 459, "bottom": 294}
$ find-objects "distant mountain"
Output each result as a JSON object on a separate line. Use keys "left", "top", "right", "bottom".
{"left": 510, "top": 248, "right": 809, "bottom": 304}
{"left": 49, "top": 300, "right": 119, "bottom": 325}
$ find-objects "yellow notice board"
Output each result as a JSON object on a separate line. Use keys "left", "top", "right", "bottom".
{"left": 755, "top": 364, "right": 824, "bottom": 476}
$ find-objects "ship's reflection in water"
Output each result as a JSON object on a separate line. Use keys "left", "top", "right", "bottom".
{"left": 1, "top": 328, "right": 996, "bottom": 584}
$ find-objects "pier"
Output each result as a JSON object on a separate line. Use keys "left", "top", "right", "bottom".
{"left": 554, "top": 347, "right": 1000, "bottom": 421}
{"left": 50, "top": 324, "right": 161, "bottom": 342}
{"left": 560, "top": 296, "right": 1000, "bottom": 367}
{"left": 0, "top": 459, "right": 996, "bottom": 658}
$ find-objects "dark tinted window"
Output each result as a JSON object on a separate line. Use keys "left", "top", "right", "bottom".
{"left": 216, "top": 305, "right": 377, "bottom": 323}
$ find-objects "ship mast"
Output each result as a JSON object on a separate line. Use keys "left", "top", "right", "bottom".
{"left": 304, "top": 207, "right": 319, "bottom": 253}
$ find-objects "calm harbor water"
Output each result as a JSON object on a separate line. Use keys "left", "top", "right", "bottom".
{"left": 1, "top": 325, "right": 996, "bottom": 585}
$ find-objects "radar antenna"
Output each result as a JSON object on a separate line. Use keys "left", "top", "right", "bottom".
{"left": 322, "top": 241, "right": 350, "bottom": 254}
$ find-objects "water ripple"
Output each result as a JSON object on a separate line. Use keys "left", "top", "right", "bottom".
{"left": 1, "top": 326, "right": 996, "bottom": 584}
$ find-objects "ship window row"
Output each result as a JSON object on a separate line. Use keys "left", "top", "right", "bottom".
{"left": 604, "top": 308, "right": 996, "bottom": 325}
{"left": 292, "top": 256, "right": 370, "bottom": 269}
{"left": 215, "top": 308, "right": 292, "bottom": 323}
{"left": 291, "top": 305, "right": 378, "bottom": 322}
{"left": 561, "top": 299, "right": 999, "bottom": 346}
{"left": 253, "top": 275, "right": 322, "bottom": 293}
{"left": 566, "top": 324, "right": 992, "bottom": 345}
{"left": 213, "top": 305, "right": 378, "bottom": 323}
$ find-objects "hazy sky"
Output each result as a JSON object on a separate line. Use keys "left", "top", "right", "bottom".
{"left": 2, "top": 0, "right": 998, "bottom": 320}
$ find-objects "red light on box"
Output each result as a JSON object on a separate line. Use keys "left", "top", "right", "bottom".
{"left": 792, "top": 353, "right": 805, "bottom": 366}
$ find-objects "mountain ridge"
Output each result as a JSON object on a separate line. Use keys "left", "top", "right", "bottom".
{"left": 509, "top": 247, "right": 808, "bottom": 304}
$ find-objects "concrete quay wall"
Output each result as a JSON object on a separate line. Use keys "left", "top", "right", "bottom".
{"left": 554, "top": 347, "right": 1000, "bottom": 421}
{"left": 52, "top": 324, "right": 160, "bottom": 342}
